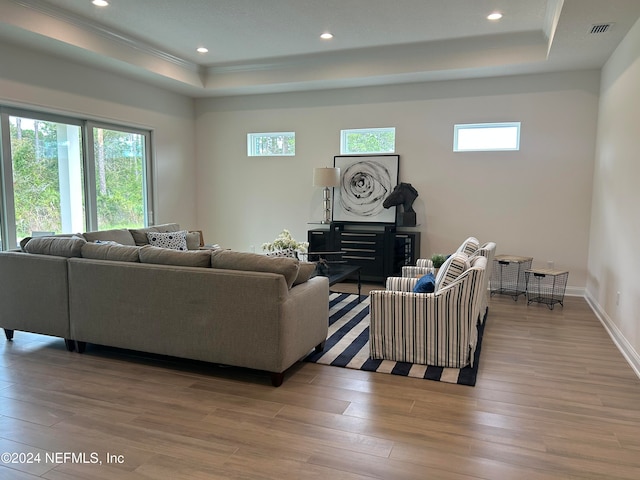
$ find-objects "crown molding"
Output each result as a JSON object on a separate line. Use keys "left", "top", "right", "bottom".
{"left": 10, "top": 0, "right": 199, "bottom": 72}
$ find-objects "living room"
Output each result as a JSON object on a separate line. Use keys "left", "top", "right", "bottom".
{"left": 1, "top": 0, "right": 640, "bottom": 478}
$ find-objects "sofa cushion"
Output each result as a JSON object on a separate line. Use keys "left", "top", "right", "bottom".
{"left": 293, "top": 261, "right": 316, "bottom": 286}
{"left": 81, "top": 242, "right": 140, "bottom": 262}
{"left": 24, "top": 236, "right": 86, "bottom": 257}
{"left": 146, "top": 230, "right": 188, "bottom": 251}
{"left": 435, "top": 252, "right": 470, "bottom": 290}
{"left": 139, "top": 245, "right": 211, "bottom": 267}
{"left": 413, "top": 273, "right": 436, "bottom": 293}
{"left": 83, "top": 228, "right": 136, "bottom": 246}
{"left": 128, "top": 223, "right": 181, "bottom": 246}
{"left": 210, "top": 250, "right": 299, "bottom": 289}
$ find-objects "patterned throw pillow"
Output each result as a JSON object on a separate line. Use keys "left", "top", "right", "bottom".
{"left": 146, "top": 230, "right": 188, "bottom": 251}
{"left": 265, "top": 248, "right": 298, "bottom": 258}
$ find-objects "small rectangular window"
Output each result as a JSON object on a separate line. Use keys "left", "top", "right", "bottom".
{"left": 453, "top": 122, "right": 521, "bottom": 152}
{"left": 247, "top": 132, "right": 295, "bottom": 156}
{"left": 340, "top": 127, "right": 395, "bottom": 154}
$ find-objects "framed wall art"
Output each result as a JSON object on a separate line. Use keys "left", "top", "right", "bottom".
{"left": 332, "top": 154, "right": 399, "bottom": 224}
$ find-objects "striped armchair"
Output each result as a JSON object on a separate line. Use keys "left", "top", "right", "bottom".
{"left": 469, "top": 242, "right": 496, "bottom": 324}
{"left": 369, "top": 255, "right": 487, "bottom": 368}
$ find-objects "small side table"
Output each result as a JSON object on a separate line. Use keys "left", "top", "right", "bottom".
{"left": 525, "top": 268, "right": 569, "bottom": 310}
{"left": 490, "top": 255, "right": 533, "bottom": 301}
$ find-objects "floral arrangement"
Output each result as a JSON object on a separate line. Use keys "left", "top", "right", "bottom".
{"left": 262, "top": 229, "right": 309, "bottom": 253}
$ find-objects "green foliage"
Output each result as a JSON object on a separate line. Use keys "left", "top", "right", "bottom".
{"left": 345, "top": 130, "right": 395, "bottom": 154}
{"left": 431, "top": 253, "right": 447, "bottom": 269}
{"left": 9, "top": 118, "right": 146, "bottom": 241}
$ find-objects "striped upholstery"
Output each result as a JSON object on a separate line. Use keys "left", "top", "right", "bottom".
{"left": 456, "top": 236, "right": 480, "bottom": 256}
{"left": 386, "top": 276, "right": 419, "bottom": 292}
{"left": 402, "top": 265, "right": 434, "bottom": 277}
{"left": 469, "top": 242, "right": 496, "bottom": 323}
{"left": 417, "top": 258, "right": 434, "bottom": 268}
{"left": 435, "top": 252, "right": 469, "bottom": 289}
{"left": 370, "top": 256, "right": 487, "bottom": 368}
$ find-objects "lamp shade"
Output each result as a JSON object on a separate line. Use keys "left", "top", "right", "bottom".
{"left": 313, "top": 167, "right": 340, "bottom": 187}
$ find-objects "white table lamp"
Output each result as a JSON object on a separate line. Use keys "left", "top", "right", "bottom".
{"left": 313, "top": 167, "right": 340, "bottom": 224}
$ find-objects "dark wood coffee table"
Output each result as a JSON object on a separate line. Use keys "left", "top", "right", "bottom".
{"left": 313, "top": 263, "right": 362, "bottom": 301}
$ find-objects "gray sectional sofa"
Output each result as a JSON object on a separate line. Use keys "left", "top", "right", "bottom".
{"left": 0, "top": 225, "right": 329, "bottom": 386}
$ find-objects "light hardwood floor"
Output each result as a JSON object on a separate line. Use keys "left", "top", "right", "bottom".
{"left": 1, "top": 290, "right": 640, "bottom": 479}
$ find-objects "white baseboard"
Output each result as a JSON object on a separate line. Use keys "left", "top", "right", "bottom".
{"left": 585, "top": 291, "right": 640, "bottom": 380}
{"left": 565, "top": 286, "right": 585, "bottom": 297}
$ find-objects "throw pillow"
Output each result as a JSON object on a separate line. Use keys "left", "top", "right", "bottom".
{"left": 293, "top": 261, "right": 316, "bottom": 285}
{"left": 82, "top": 228, "right": 136, "bottom": 246}
{"left": 413, "top": 273, "right": 436, "bottom": 293}
{"left": 435, "top": 252, "right": 470, "bottom": 290}
{"left": 146, "top": 230, "right": 188, "bottom": 251}
{"left": 265, "top": 248, "right": 298, "bottom": 258}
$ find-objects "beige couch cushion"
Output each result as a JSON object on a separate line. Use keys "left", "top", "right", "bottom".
{"left": 24, "top": 236, "right": 86, "bottom": 257}
{"left": 139, "top": 245, "right": 211, "bottom": 267}
{"left": 210, "top": 250, "right": 299, "bottom": 289}
{"left": 83, "top": 228, "right": 136, "bottom": 246}
{"left": 81, "top": 242, "right": 140, "bottom": 262}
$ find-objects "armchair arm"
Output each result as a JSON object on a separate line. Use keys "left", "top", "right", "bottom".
{"left": 385, "top": 276, "right": 419, "bottom": 292}
{"left": 402, "top": 266, "right": 435, "bottom": 277}
{"left": 416, "top": 258, "right": 434, "bottom": 268}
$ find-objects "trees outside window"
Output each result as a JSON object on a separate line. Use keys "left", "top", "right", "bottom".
{"left": 1, "top": 109, "right": 152, "bottom": 249}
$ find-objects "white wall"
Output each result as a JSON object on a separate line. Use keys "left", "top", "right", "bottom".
{"left": 196, "top": 71, "right": 599, "bottom": 290}
{"left": 587, "top": 17, "right": 640, "bottom": 375}
{"left": 0, "top": 41, "right": 197, "bottom": 229}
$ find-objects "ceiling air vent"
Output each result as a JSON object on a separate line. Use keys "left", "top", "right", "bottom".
{"left": 590, "top": 23, "right": 612, "bottom": 34}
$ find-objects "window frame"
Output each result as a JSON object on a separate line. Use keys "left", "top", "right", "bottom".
{"left": 0, "top": 106, "right": 154, "bottom": 249}
{"left": 247, "top": 131, "right": 295, "bottom": 157}
{"left": 340, "top": 127, "right": 396, "bottom": 155}
{"left": 453, "top": 122, "right": 521, "bottom": 152}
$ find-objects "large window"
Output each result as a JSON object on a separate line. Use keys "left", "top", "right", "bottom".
{"left": 0, "top": 107, "right": 153, "bottom": 249}
{"left": 340, "top": 127, "right": 396, "bottom": 154}
{"left": 453, "top": 122, "right": 521, "bottom": 152}
{"left": 247, "top": 132, "right": 295, "bottom": 156}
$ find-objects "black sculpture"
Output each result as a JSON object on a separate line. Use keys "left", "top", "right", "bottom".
{"left": 383, "top": 182, "right": 419, "bottom": 226}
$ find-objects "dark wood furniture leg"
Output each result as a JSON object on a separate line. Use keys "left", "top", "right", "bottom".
{"left": 315, "top": 341, "right": 326, "bottom": 353}
{"left": 4, "top": 328, "right": 14, "bottom": 340}
{"left": 64, "top": 339, "right": 76, "bottom": 352}
{"left": 76, "top": 341, "right": 87, "bottom": 353}
{"left": 270, "top": 372, "right": 284, "bottom": 387}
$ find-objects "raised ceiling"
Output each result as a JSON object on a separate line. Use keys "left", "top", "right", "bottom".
{"left": 1, "top": 0, "right": 639, "bottom": 97}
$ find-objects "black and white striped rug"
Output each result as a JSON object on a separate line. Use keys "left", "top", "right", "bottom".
{"left": 304, "top": 293, "right": 485, "bottom": 386}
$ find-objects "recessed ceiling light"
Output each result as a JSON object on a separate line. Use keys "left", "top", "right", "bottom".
{"left": 196, "top": 47, "right": 209, "bottom": 53}
{"left": 92, "top": 0, "right": 109, "bottom": 6}
{"left": 487, "top": 12, "right": 503, "bottom": 20}
{"left": 320, "top": 32, "right": 334, "bottom": 40}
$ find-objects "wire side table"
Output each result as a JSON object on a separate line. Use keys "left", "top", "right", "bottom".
{"left": 490, "top": 255, "right": 533, "bottom": 301}
{"left": 525, "top": 268, "right": 569, "bottom": 310}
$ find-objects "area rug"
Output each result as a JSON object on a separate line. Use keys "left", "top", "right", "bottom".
{"left": 304, "top": 293, "right": 486, "bottom": 386}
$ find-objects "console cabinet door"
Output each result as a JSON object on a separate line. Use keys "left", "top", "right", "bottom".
{"left": 338, "top": 231, "right": 385, "bottom": 281}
